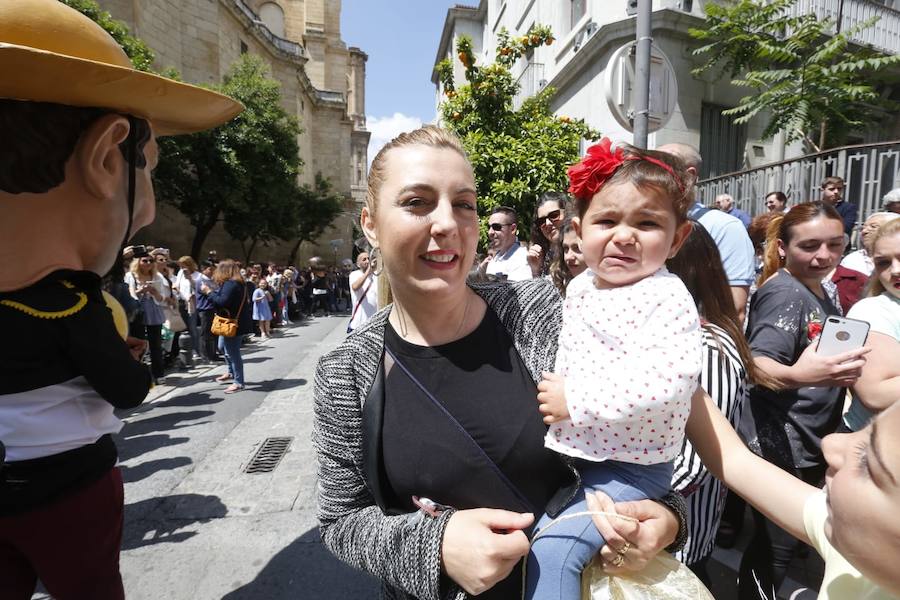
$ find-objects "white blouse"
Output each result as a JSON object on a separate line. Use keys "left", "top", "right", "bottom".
{"left": 545, "top": 268, "right": 702, "bottom": 464}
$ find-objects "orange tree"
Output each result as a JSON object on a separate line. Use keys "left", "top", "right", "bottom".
{"left": 435, "top": 25, "right": 599, "bottom": 243}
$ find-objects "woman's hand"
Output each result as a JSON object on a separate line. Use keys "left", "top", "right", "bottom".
{"left": 126, "top": 336, "right": 148, "bottom": 362}
{"left": 527, "top": 244, "right": 544, "bottom": 276}
{"left": 200, "top": 284, "right": 211, "bottom": 295}
{"left": 442, "top": 508, "right": 533, "bottom": 595}
{"left": 587, "top": 491, "right": 678, "bottom": 574}
{"left": 790, "top": 342, "right": 870, "bottom": 388}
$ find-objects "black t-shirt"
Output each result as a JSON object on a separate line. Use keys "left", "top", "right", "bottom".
{"left": 382, "top": 307, "right": 570, "bottom": 600}
{"left": 741, "top": 269, "right": 844, "bottom": 470}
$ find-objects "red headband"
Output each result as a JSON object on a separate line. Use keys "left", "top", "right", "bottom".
{"left": 567, "top": 138, "right": 684, "bottom": 201}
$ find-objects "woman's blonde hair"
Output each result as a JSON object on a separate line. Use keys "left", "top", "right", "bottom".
{"left": 867, "top": 217, "right": 900, "bottom": 297}
{"left": 213, "top": 259, "right": 244, "bottom": 285}
{"left": 366, "top": 125, "right": 469, "bottom": 218}
{"left": 129, "top": 256, "right": 156, "bottom": 279}
{"left": 177, "top": 255, "right": 198, "bottom": 271}
{"left": 365, "top": 125, "right": 471, "bottom": 308}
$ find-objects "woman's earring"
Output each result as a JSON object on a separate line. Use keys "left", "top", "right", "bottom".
{"left": 370, "top": 247, "right": 383, "bottom": 276}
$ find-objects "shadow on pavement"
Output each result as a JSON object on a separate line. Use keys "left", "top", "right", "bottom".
{"left": 122, "top": 493, "right": 228, "bottom": 551}
{"left": 115, "top": 434, "right": 190, "bottom": 462}
{"left": 119, "top": 456, "right": 193, "bottom": 483}
{"left": 221, "top": 527, "right": 379, "bottom": 600}
{"left": 252, "top": 377, "right": 307, "bottom": 394}
{"left": 119, "top": 409, "right": 215, "bottom": 437}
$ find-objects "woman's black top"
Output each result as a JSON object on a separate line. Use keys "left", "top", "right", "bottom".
{"left": 742, "top": 269, "right": 843, "bottom": 471}
{"left": 382, "top": 307, "right": 571, "bottom": 599}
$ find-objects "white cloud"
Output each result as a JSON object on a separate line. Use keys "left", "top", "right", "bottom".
{"left": 366, "top": 112, "right": 424, "bottom": 168}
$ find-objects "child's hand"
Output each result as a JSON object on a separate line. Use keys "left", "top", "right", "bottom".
{"left": 537, "top": 372, "right": 569, "bottom": 424}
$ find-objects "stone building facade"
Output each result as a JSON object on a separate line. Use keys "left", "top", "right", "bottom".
{"left": 97, "top": 0, "right": 370, "bottom": 265}
{"left": 433, "top": 0, "right": 900, "bottom": 181}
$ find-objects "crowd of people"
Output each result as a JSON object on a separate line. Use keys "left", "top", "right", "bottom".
{"left": 105, "top": 245, "right": 362, "bottom": 392}
{"left": 3, "top": 3, "right": 899, "bottom": 598}
{"left": 314, "top": 125, "right": 900, "bottom": 600}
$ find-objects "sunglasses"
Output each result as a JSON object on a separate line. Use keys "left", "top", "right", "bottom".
{"left": 534, "top": 209, "right": 562, "bottom": 227}
{"left": 488, "top": 223, "right": 513, "bottom": 231}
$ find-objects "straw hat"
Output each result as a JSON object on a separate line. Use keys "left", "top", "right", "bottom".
{"left": 0, "top": 0, "right": 243, "bottom": 135}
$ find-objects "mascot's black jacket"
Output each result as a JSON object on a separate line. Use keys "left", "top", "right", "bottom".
{"left": 0, "top": 270, "right": 151, "bottom": 515}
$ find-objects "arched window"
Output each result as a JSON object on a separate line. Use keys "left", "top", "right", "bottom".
{"left": 259, "top": 2, "right": 285, "bottom": 38}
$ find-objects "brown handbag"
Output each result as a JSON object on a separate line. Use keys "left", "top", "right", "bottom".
{"left": 210, "top": 283, "right": 246, "bottom": 338}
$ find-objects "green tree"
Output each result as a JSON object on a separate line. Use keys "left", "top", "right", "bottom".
{"left": 435, "top": 26, "right": 599, "bottom": 241}
{"left": 690, "top": 0, "right": 900, "bottom": 151}
{"left": 284, "top": 173, "right": 345, "bottom": 265}
{"left": 60, "top": 0, "right": 155, "bottom": 71}
{"left": 154, "top": 54, "right": 304, "bottom": 258}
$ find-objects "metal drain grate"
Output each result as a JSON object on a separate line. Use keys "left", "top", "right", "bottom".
{"left": 244, "top": 437, "right": 293, "bottom": 474}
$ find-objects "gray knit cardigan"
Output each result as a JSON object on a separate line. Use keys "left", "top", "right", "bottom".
{"left": 312, "top": 278, "right": 686, "bottom": 600}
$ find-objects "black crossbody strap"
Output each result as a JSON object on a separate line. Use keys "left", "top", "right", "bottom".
{"left": 383, "top": 346, "right": 536, "bottom": 513}
{"left": 349, "top": 277, "right": 374, "bottom": 324}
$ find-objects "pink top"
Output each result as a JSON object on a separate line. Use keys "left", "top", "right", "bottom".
{"left": 545, "top": 268, "right": 702, "bottom": 464}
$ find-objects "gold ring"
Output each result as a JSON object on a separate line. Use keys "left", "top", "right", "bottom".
{"left": 618, "top": 542, "right": 631, "bottom": 556}
{"left": 611, "top": 553, "right": 625, "bottom": 568}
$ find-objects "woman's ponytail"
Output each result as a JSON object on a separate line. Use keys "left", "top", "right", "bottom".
{"left": 758, "top": 213, "right": 785, "bottom": 287}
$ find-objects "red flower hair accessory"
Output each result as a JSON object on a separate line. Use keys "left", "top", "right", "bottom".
{"left": 567, "top": 138, "right": 684, "bottom": 201}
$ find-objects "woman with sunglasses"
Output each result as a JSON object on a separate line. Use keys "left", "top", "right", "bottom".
{"left": 313, "top": 126, "right": 688, "bottom": 600}
{"left": 527, "top": 192, "right": 567, "bottom": 278}
{"left": 125, "top": 255, "right": 169, "bottom": 384}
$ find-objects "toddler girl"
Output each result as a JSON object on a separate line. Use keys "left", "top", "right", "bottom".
{"left": 526, "top": 139, "right": 702, "bottom": 599}
{"left": 252, "top": 278, "right": 273, "bottom": 339}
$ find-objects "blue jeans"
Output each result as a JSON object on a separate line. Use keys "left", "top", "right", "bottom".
{"left": 525, "top": 459, "right": 673, "bottom": 600}
{"left": 217, "top": 334, "right": 244, "bottom": 386}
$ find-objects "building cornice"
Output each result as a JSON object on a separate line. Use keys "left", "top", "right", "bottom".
{"left": 431, "top": 1, "right": 486, "bottom": 84}
{"left": 221, "top": 0, "right": 308, "bottom": 66}
{"left": 546, "top": 9, "right": 703, "bottom": 94}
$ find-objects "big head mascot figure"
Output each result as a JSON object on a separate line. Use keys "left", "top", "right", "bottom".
{"left": 0, "top": 1, "right": 242, "bottom": 597}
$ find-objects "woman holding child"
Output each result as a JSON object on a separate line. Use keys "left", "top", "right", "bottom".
{"left": 312, "top": 127, "right": 689, "bottom": 599}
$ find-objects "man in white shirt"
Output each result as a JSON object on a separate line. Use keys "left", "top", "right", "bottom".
{"left": 482, "top": 206, "right": 532, "bottom": 281}
{"left": 348, "top": 252, "right": 378, "bottom": 332}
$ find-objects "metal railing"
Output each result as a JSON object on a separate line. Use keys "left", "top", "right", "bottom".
{"left": 513, "top": 61, "right": 545, "bottom": 109}
{"left": 233, "top": 0, "right": 306, "bottom": 59}
{"left": 697, "top": 140, "right": 900, "bottom": 229}
{"left": 787, "top": 0, "right": 900, "bottom": 55}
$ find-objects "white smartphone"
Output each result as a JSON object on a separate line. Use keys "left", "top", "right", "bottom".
{"left": 816, "top": 316, "right": 870, "bottom": 357}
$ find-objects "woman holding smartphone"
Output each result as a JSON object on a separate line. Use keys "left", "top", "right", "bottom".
{"left": 125, "top": 254, "right": 170, "bottom": 384}
{"left": 738, "top": 202, "right": 870, "bottom": 600}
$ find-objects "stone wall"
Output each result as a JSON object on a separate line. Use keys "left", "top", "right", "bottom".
{"left": 96, "top": 0, "right": 367, "bottom": 265}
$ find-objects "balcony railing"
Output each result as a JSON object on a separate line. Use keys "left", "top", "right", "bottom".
{"left": 697, "top": 140, "right": 900, "bottom": 233}
{"left": 786, "top": 0, "right": 900, "bottom": 55}
{"left": 513, "top": 62, "right": 546, "bottom": 110}
{"left": 233, "top": 0, "right": 306, "bottom": 59}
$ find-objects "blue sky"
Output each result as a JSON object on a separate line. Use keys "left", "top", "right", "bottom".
{"left": 341, "top": 0, "right": 457, "bottom": 162}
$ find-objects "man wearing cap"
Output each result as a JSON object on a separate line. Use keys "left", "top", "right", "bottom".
{"left": 0, "top": 1, "right": 242, "bottom": 597}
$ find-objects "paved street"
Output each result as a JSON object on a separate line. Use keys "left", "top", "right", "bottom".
{"left": 26, "top": 315, "right": 822, "bottom": 600}
{"left": 113, "top": 317, "right": 378, "bottom": 600}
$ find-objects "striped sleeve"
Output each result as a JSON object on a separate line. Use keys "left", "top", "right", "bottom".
{"left": 671, "top": 324, "right": 748, "bottom": 564}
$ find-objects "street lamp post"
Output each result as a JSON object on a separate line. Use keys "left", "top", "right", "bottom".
{"left": 633, "top": 0, "right": 652, "bottom": 149}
